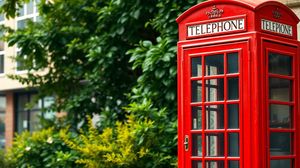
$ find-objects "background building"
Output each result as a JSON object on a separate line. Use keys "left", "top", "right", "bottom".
{"left": 0, "top": 0, "right": 55, "bottom": 149}
{"left": 279, "top": 0, "right": 300, "bottom": 40}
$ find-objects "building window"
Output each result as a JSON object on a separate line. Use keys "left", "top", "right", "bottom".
{"left": 0, "top": 0, "right": 5, "bottom": 74}
{"left": 17, "top": 0, "right": 39, "bottom": 23}
{"left": 0, "top": 32, "right": 4, "bottom": 74}
{"left": 15, "top": 92, "right": 54, "bottom": 133}
{"left": 0, "top": 54, "right": 3, "bottom": 74}
{"left": 0, "top": 0, "right": 4, "bottom": 22}
{"left": 15, "top": 52, "right": 27, "bottom": 72}
{"left": 16, "top": 0, "right": 39, "bottom": 72}
{"left": 0, "top": 96, "right": 6, "bottom": 149}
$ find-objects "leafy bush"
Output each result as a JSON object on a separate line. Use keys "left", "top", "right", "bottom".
{"left": 6, "top": 128, "right": 79, "bottom": 168}
{"left": 4, "top": 100, "right": 176, "bottom": 168}
{"left": 0, "top": 150, "right": 15, "bottom": 168}
{"left": 60, "top": 101, "right": 176, "bottom": 168}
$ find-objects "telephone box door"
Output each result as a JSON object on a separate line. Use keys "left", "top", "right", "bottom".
{"left": 263, "top": 41, "right": 299, "bottom": 168}
{"left": 179, "top": 41, "right": 249, "bottom": 168}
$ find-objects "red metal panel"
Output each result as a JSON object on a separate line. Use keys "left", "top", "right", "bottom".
{"left": 179, "top": 39, "right": 249, "bottom": 167}
{"left": 262, "top": 41, "right": 298, "bottom": 168}
{"left": 178, "top": 43, "right": 184, "bottom": 168}
{"left": 297, "top": 42, "right": 300, "bottom": 168}
{"left": 177, "top": 1, "right": 300, "bottom": 168}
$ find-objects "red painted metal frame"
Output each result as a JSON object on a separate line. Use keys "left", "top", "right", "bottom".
{"left": 177, "top": 1, "right": 300, "bottom": 168}
{"left": 264, "top": 41, "right": 298, "bottom": 168}
{"left": 179, "top": 39, "right": 248, "bottom": 168}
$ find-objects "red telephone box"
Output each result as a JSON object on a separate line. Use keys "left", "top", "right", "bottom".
{"left": 177, "top": 0, "right": 300, "bottom": 168}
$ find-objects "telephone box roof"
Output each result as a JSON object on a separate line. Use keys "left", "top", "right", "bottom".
{"left": 176, "top": 0, "right": 299, "bottom": 23}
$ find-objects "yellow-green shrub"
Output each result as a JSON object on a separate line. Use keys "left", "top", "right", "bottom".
{"left": 60, "top": 101, "right": 177, "bottom": 168}
{"left": 60, "top": 114, "right": 155, "bottom": 168}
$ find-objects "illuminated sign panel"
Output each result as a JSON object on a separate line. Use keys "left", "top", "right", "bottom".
{"left": 261, "top": 19, "right": 293, "bottom": 36}
{"left": 187, "top": 18, "right": 245, "bottom": 38}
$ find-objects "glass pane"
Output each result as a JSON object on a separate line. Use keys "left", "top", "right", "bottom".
{"left": 206, "top": 105, "right": 224, "bottom": 129}
{"left": 270, "top": 132, "right": 292, "bottom": 156}
{"left": 17, "top": 110, "right": 27, "bottom": 133}
{"left": 192, "top": 161, "right": 202, "bottom": 168}
{"left": 0, "top": 55, "right": 3, "bottom": 74}
{"left": 0, "top": 112, "right": 5, "bottom": 149}
{"left": 36, "top": 15, "right": 42, "bottom": 22}
{"left": 29, "top": 110, "right": 41, "bottom": 132}
{"left": 16, "top": 60, "right": 26, "bottom": 71}
{"left": 270, "top": 160, "right": 292, "bottom": 168}
{"left": 0, "top": 96, "right": 5, "bottom": 148}
{"left": 228, "top": 78, "right": 239, "bottom": 100}
{"left": 228, "top": 104, "right": 239, "bottom": 129}
{"left": 206, "top": 133, "right": 224, "bottom": 157}
{"left": 35, "top": 0, "right": 40, "bottom": 13}
{"left": 192, "top": 57, "right": 202, "bottom": 77}
{"left": 0, "top": 96, "right": 5, "bottom": 111}
{"left": 17, "top": 94, "right": 28, "bottom": 133}
{"left": 44, "top": 96, "right": 54, "bottom": 108}
{"left": 17, "top": 94, "right": 28, "bottom": 110}
{"left": 269, "top": 78, "right": 292, "bottom": 102}
{"left": 18, "top": 5, "right": 25, "bottom": 16}
{"left": 0, "top": 41, "right": 4, "bottom": 51}
{"left": 17, "top": 18, "right": 33, "bottom": 29}
{"left": 206, "top": 161, "right": 224, "bottom": 168}
{"left": 27, "top": 1, "right": 34, "bottom": 15}
{"left": 270, "top": 104, "right": 292, "bottom": 128}
{"left": 17, "top": 20, "right": 27, "bottom": 29}
{"left": 192, "top": 80, "right": 202, "bottom": 102}
{"left": 0, "top": 30, "right": 4, "bottom": 51}
{"left": 269, "top": 52, "right": 292, "bottom": 76}
{"left": 205, "top": 54, "right": 224, "bottom": 76}
{"left": 0, "top": 14, "right": 3, "bottom": 22}
{"left": 228, "top": 133, "right": 239, "bottom": 156}
{"left": 227, "top": 52, "right": 238, "bottom": 74}
{"left": 206, "top": 78, "right": 224, "bottom": 102}
{"left": 31, "top": 94, "right": 39, "bottom": 110}
{"left": 192, "top": 134, "right": 202, "bottom": 156}
{"left": 229, "top": 161, "right": 239, "bottom": 168}
{"left": 192, "top": 106, "right": 202, "bottom": 130}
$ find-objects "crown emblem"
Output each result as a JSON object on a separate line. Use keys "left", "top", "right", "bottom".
{"left": 206, "top": 5, "right": 224, "bottom": 19}
{"left": 273, "top": 8, "right": 281, "bottom": 19}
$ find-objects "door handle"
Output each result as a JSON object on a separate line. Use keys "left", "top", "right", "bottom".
{"left": 184, "top": 135, "right": 189, "bottom": 151}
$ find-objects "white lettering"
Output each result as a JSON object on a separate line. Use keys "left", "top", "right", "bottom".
{"left": 187, "top": 18, "right": 245, "bottom": 38}
{"left": 261, "top": 19, "right": 293, "bottom": 36}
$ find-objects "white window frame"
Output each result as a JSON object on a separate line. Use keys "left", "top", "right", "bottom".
{"left": 15, "top": 0, "right": 39, "bottom": 73}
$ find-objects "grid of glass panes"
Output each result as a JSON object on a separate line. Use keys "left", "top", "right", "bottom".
{"left": 268, "top": 52, "right": 294, "bottom": 168}
{"left": 16, "top": 0, "right": 40, "bottom": 72}
{"left": 191, "top": 52, "right": 240, "bottom": 168}
{"left": 16, "top": 93, "right": 55, "bottom": 133}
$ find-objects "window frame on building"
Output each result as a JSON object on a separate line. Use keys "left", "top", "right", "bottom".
{"left": 15, "top": 0, "right": 40, "bottom": 73}
{"left": 14, "top": 92, "right": 55, "bottom": 133}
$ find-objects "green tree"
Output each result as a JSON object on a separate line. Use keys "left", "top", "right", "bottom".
{"left": 2, "top": 0, "right": 160, "bottom": 125}
{"left": 1, "top": 0, "right": 204, "bottom": 167}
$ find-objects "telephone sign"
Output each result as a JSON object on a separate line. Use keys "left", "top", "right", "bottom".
{"left": 177, "top": 0, "right": 300, "bottom": 168}
{"left": 261, "top": 19, "right": 293, "bottom": 36}
{"left": 187, "top": 17, "right": 245, "bottom": 38}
